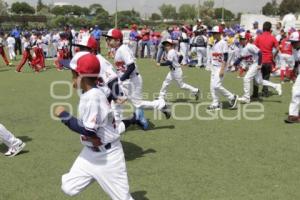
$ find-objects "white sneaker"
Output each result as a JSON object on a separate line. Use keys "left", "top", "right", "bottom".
{"left": 276, "top": 84, "right": 282, "bottom": 96}
{"left": 238, "top": 96, "right": 250, "bottom": 104}
{"left": 4, "top": 142, "right": 26, "bottom": 157}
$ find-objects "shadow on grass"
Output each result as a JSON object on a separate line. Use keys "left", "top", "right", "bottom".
{"left": 127, "top": 120, "right": 175, "bottom": 132}
{"left": 131, "top": 191, "right": 149, "bottom": 200}
{"left": 122, "top": 141, "right": 156, "bottom": 162}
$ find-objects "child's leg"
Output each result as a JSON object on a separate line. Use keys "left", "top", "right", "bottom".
{"left": 0, "top": 124, "right": 20, "bottom": 148}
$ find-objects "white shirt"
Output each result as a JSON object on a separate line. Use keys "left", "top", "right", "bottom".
{"left": 166, "top": 49, "right": 181, "bottom": 69}
{"left": 97, "top": 54, "right": 118, "bottom": 84}
{"left": 7, "top": 37, "right": 15, "bottom": 47}
{"left": 210, "top": 39, "right": 229, "bottom": 67}
{"left": 57, "top": 39, "right": 69, "bottom": 50}
{"left": 78, "top": 88, "right": 120, "bottom": 145}
{"left": 239, "top": 43, "right": 260, "bottom": 68}
{"left": 122, "top": 29, "right": 131, "bottom": 44}
{"left": 114, "top": 44, "right": 139, "bottom": 77}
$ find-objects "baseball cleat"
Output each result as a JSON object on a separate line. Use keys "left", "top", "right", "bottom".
{"left": 206, "top": 104, "right": 221, "bottom": 111}
{"left": 284, "top": 116, "right": 300, "bottom": 124}
{"left": 276, "top": 84, "right": 282, "bottom": 96}
{"left": 194, "top": 89, "right": 200, "bottom": 101}
{"left": 238, "top": 96, "right": 250, "bottom": 104}
{"left": 161, "top": 105, "right": 171, "bottom": 119}
{"left": 4, "top": 142, "right": 26, "bottom": 157}
{"left": 229, "top": 95, "right": 238, "bottom": 109}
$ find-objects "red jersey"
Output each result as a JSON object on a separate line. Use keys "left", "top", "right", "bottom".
{"left": 280, "top": 38, "right": 293, "bottom": 55}
{"left": 254, "top": 32, "right": 278, "bottom": 64}
{"left": 141, "top": 29, "right": 150, "bottom": 41}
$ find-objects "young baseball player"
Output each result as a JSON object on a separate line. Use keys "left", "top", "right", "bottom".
{"left": 6, "top": 33, "right": 16, "bottom": 60}
{"left": 0, "top": 123, "right": 26, "bottom": 157}
{"left": 285, "top": 31, "right": 300, "bottom": 123}
{"left": 157, "top": 39, "right": 200, "bottom": 100}
{"left": 190, "top": 28, "right": 207, "bottom": 68}
{"left": 278, "top": 33, "right": 295, "bottom": 83}
{"left": 179, "top": 26, "right": 190, "bottom": 65}
{"left": 15, "top": 33, "right": 32, "bottom": 73}
{"left": 55, "top": 32, "right": 70, "bottom": 71}
{"left": 0, "top": 32, "right": 11, "bottom": 66}
{"left": 55, "top": 52, "right": 135, "bottom": 199}
{"left": 207, "top": 26, "right": 238, "bottom": 111}
{"left": 30, "top": 32, "right": 45, "bottom": 72}
{"left": 72, "top": 35, "right": 149, "bottom": 130}
{"left": 234, "top": 33, "right": 282, "bottom": 104}
{"left": 103, "top": 29, "right": 171, "bottom": 119}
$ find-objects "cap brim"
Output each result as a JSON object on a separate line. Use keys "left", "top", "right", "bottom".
{"left": 162, "top": 41, "right": 173, "bottom": 46}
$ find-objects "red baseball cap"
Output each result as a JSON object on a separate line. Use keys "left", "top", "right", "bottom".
{"left": 70, "top": 52, "right": 100, "bottom": 75}
{"left": 103, "top": 29, "right": 123, "bottom": 40}
{"left": 73, "top": 35, "right": 98, "bottom": 51}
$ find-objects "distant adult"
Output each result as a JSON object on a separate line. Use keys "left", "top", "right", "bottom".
{"left": 250, "top": 21, "right": 259, "bottom": 39}
{"left": 193, "top": 19, "right": 203, "bottom": 32}
{"left": 11, "top": 25, "right": 22, "bottom": 55}
{"left": 140, "top": 25, "right": 151, "bottom": 58}
{"left": 91, "top": 25, "right": 102, "bottom": 53}
{"left": 253, "top": 21, "right": 279, "bottom": 98}
{"left": 156, "top": 26, "right": 173, "bottom": 64}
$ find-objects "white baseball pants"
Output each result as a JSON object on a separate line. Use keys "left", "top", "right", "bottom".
{"left": 210, "top": 66, "right": 235, "bottom": 106}
{"left": 159, "top": 68, "right": 198, "bottom": 99}
{"left": 196, "top": 47, "right": 207, "bottom": 67}
{"left": 0, "top": 123, "right": 20, "bottom": 148}
{"left": 289, "top": 75, "right": 300, "bottom": 116}
{"left": 122, "top": 75, "right": 166, "bottom": 110}
{"left": 8, "top": 45, "right": 15, "bottom": 60}
{"left": 180, "top": 43, "right": 189, "bottom": 65}
{"left": 61, "top": 140, "right": 134, "bottom": 200}
{"left": 243, "top": 65, "right": 279, "bottom": 99}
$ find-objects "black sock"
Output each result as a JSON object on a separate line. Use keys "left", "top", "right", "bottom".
{"left": 122, "top": 115, "right": 137, "bottom": 129}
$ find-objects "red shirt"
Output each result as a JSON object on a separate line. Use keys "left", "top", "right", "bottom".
{"left": 254, "top": 32, "right": 278, "bottom": 64}
{"left": 280, "top": 38, "right": 293, "bottom": 55}
{"left": 141, "top": 29, "right": 150, "bottom": 41}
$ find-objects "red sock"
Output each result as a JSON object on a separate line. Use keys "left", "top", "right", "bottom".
{"left": 280, "top": 69, "right": 285, "bottom": 81}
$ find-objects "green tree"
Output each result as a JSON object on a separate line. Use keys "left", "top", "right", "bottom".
{"left": 159, "top": 4, "right": 177, "bottom": 19}
{"left": 114, "top": 9, "right": 141, "bottom": 28}
{"left": 214, "top": 8, "right": 235, "bottom": 20}
{"left": 279, "top": 0, "right": 300, "bottom": 15}
{"left": 262, "top": 0, "right": 279, "bottom": 16}
{"left": 150, "top": 13, "right": 162, "bottom": 21}
{"left": 36, "top": 0, "right": 46, "bottom": 12}
{"left": 0, "top": 0, "right": 8, "bottom": 15}
{"left": 178, "top": 4, "right": 197, "bottom": 20}
{"left": 89, "top": 4, "right": 108, "bottom": 16}
{"left": 11, "top": 2, "right": 35, "bottom": 14}
{"left": 51, "top": 5, "right": 89, "bottom": 16}
{"left": 203, "top": 0, "right": 214, "bottom": 9}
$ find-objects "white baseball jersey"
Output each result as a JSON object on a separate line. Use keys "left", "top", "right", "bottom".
{"left": 239, "top": 43, "right": 260, "bottom": 68}
{"left": 57, "top": 39, "right": 69, "bottom": 50}
{"left": 114, "top": 44, "right": 139, "bottom": 77}
{"left": 6, "top": 37, "right": 15, "bottom": 47}
{"left": 210, "top": 39, "right": 229, "bottom": 67}
{"left": 166, "top": 49, "right": 181, "bottom": 69}
{"left": 78, "top": 88, "right": 119, "bottom": 146}
{"left": 97, "top": 54, "right": 118, "bottom": 84}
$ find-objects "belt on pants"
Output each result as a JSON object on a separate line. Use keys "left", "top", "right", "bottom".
{"left": 88, "top": 143, "right": 111, "bottom": 152}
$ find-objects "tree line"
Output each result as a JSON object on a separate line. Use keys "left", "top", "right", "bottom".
{"left": 0, "top": 0, "right": 298, "bottom": 29}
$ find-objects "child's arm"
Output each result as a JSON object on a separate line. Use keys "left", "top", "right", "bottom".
{"left": 55, "top": 107, "right": 97, "bottom": 137}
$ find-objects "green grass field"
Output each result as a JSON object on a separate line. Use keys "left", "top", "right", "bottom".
{"left": 0, "top": 56, "right": 300, "bottom": 200}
